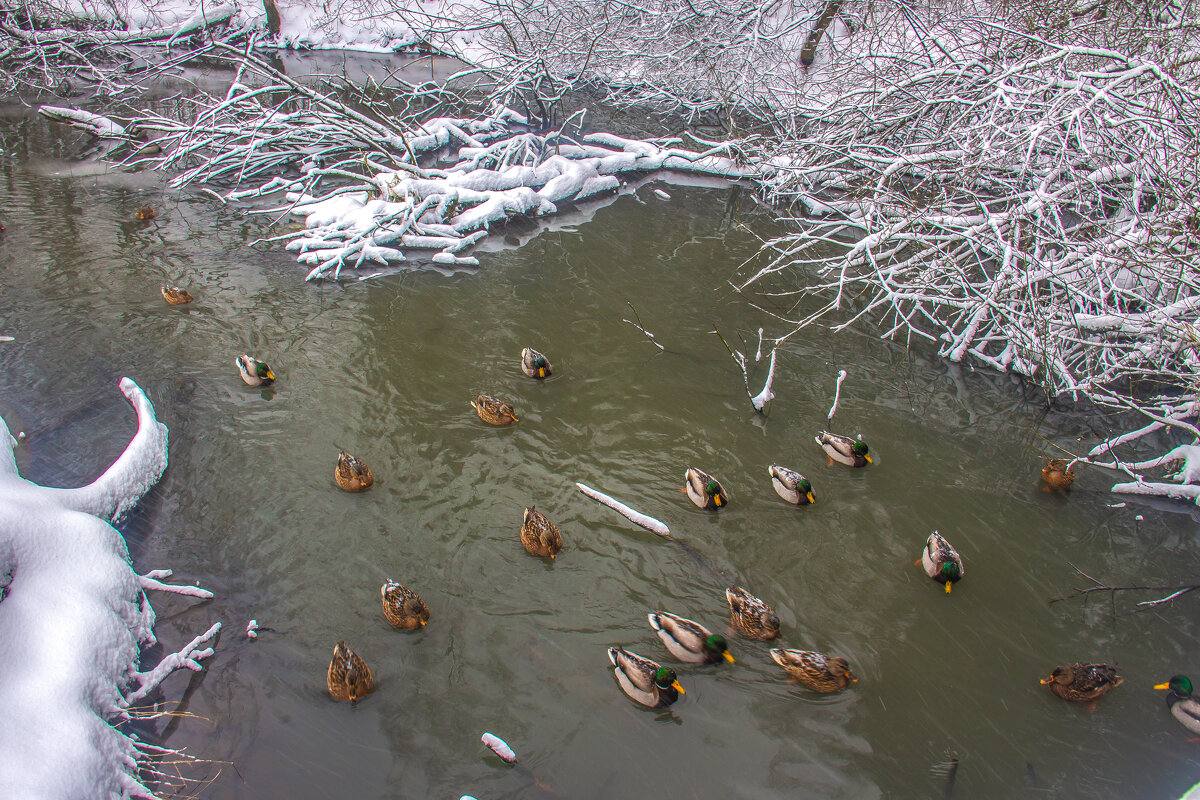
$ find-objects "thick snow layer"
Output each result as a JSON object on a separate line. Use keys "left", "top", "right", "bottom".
{"left": 0, "top": 379, "right": 218, "bottom": 799}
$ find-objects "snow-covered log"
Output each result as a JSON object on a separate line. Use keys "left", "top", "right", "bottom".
{"left": 0, "top": 379, "right": 217, "bottom": 798}
{"left": 38, "top": 106, "right": 129, "bottom": 139}
{"left": 576, "top": 482, "right": 670, "bottom": 536}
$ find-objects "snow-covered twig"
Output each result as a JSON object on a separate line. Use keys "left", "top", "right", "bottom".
{"left": 123, "top": 622, "right": 222, "bottom": 707}
{"left": 622, "top": 302, "right": 664, "bottom": 350}
{"left": 826, "top": 369, "right": 847, "bottom": 426}
{"left": 749, "top": 348, "right": 777, "bottom": 412}
{"left": 138, "top": 569, "right": 214, "bottom": 599}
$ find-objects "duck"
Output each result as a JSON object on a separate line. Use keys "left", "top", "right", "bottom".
{"left": 521, "top": 347, "right": 552, "bottom": 379}
{"left": 647, "top": 612, "right": 734, "bottom": 664}
{"left": 1040, "top": 663, "right": 1122, "bottom": 702}
{"left": 335, "top": 450, "right": 374, "bottom": 492}
{"left": 134, "top": 205, "right": 156, "bottom": 221}
{"left": 607, "top": 646, "right": 685, "bottom": 708}
{"left": 726, "top": 586, "right": 780, "bottom": 640}
{"left": 815, "top": 431, "right": 872, "bottom": 467}
{"left": 160, "top": 286, "right": 193, "bottom": 305}
{"left": 327, "top": 641, "right": 375, "bottom": 703}
{"left": 1042, "top": 458, "right": 1076, "bottom": 492}
{"left": 471, "top": 394, "right": 518, "bottom": 425}
{"left": 684, "top": 467, "right": 728, "bottom": 510}
{"left": 769, "top": 649, "right": 857, "bottom": 693}
{"left": 769, "top": 465, "right": 815, "bottom": 505}
{"left": 381, "top": 580, "right": 429, "bottom": 629}
{"left": 236, "top": 355, "right": 275, "bottom": 386}
{"left": 1155, "top": 675, "right": 1200, "bottom": 735}
{"left": 520, "top": 506, "right": 562, "bottom": 559}
{"left": 921, "top": 531, "right": 964, "bottom": 593}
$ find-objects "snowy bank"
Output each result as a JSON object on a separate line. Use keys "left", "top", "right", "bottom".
{"left": 0, "top": 379, "right": 218, "bottom": 799}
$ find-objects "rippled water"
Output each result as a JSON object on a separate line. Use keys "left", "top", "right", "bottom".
{"left": 2, "top": 94, "right": 1199, "bottom": 800}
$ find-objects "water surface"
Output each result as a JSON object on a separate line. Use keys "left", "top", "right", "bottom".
{"left": 1, "top": 99, "right": 1199, "bottom": 800}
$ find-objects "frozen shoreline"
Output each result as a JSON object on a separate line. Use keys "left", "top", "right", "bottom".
{"left": 0, "top": 379, "right": 218, "bottom": 799}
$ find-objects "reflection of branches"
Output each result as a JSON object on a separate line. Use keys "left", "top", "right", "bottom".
{"left": 1049, "top": 564, "right": 1200, "bottom": 611}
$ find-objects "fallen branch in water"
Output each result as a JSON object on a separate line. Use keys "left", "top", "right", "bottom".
{"left": 1048, "top": 564, "right": 1200, "bottom": 611}
{"left": 622, "top": 303, "right": 664, "bottom": 351}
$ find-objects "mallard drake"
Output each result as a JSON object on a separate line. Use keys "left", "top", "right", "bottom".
{"left": 236, "top": 355, "right": 275, "bottom": 386}
{"left": 647, "top": 612, "right": 734, "bottom": 664}
{"left": 1040, "top": 663, "right": 1122, "bottom": 702}
{"left": 769, "top": 465, "right": 815, "bottom": 505}
{"left": 381, "top": 580, "right": 429, "bottom": 629}
{"left": 134, "top": 205, "right": 156, "bottom": 221}
{"left": 1042, "top": 458, "right": 1076, "bottom": 492}
{"left": 726, "top": 586, "right": 780, "bottom": 640}
{"left": 769, "top": 648, "right": 856, "bottom": 693}
{"left": 607, "top": 646, "right": 685, "bottom": 708}
{"left": 160, "top": 286, "right": 193, "bottom": 305}
{"left": 471, "top": 394, "right": 518, "bottom": 425}
{"left": 1155, "top": 676, "right": 1200, "bottom": 735}
{"left": 921, "top": 531, "right": 964, "bottom": 593}
{"left": 684, "top": 467, "right": 728, "bottom": 510}
{"left": 520, "top": 505, "right": 562, "bottom": 559}
{"left": 327, "top": 641, "right": 375, "bottom": 703}
{"left": 521, "top": 347, "right": 552, "bottom": 379}
{"left": 815, "top": 431, "right": 872, "bottom": 467}
{"left": 335, "top": 450, "right": 374, "bottom": 492}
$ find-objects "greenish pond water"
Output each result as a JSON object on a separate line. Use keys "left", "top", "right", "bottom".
{"left": 1, "top": 98, "right": 1199, "bottom": 800}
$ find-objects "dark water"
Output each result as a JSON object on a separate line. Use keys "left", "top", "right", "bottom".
{"left": 1, "top": 98, "right": 1199, "bottom": 800}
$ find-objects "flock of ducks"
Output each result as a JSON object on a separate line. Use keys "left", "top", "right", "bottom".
{"left": 211, "top": 331, "right": 1196, "bottom": 735}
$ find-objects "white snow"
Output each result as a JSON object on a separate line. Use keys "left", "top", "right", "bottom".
{"left": 750, "top": 349, "right": 777, "bottom": 412}
{"left": 0, "top": 378, "right": 218, "bottom": 798}
{"left": 480, "top": 732, "right": 517, "bottom": 764}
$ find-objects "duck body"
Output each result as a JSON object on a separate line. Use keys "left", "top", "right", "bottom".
{"left": 607, "top": 646, "right": 684, "bottom": 708}
{"left": 1155, "top": 675, "right": 1200, "bottom": 735}
{"left": 684, "top": 467, "right": 728, "bottom": 510}
{"left": 161, "top": 286, "right": 193, "bottom": 305}
{"left": 236, "top": 355, "right": 275, "bottom": 386}
{"left": 521, "top": 506, "right": 562, "bottom": 559}
{"left": 335, "top": 450, "right": 374, "bottom": 492}
{"left": 815, "top": 431, "right": 872, "bottom": 467}
{"left": 770, "top": 648, "right": 856, "bottom": 693}
{"left": 726, "top": 586, "right": 780, "bottom": 640}
{"left": 327, "top": 641, "right": 375, "bottom": 702}
{"left": 521, "top": 347, "right": 552, "bottom": 379}
{"left": 647, "top": 612, "right": 734, "bottom": 664}
{"left": 471, "top": 394, "right": 518, "bottom": 425}
{"left": 769, "top": 465, "right": 815, "bottom": 505}
{"left": 381, "top": 580, "right": 429, "bottom": 629}
{"left": 1042, "top": 458, "right": 1076, "bottom": 492}
{"left": 921, "top": 531, "right": 964, "bottom": 593}
{"left": 1041, "top": 663, "right": 1122, "bottom": 702}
